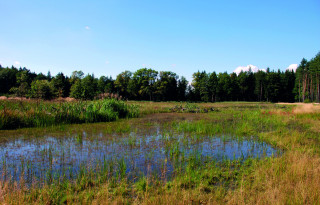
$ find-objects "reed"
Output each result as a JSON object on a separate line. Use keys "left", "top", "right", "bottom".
{"left": 0, "top": 99, "right": 140, "bottom": 129}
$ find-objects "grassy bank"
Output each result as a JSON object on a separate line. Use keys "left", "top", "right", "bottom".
{"left": 1, "top": 102, "right": 320, "bottom": 204}
{"left": 0, "top": 99, "right": 139, "bottom": 129}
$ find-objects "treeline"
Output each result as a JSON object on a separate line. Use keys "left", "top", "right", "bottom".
{"left": 295, "top": 53, "right": 320, "bottom": 102}
{"left": 0, "top": 52, "right": 319, "bottom": 102}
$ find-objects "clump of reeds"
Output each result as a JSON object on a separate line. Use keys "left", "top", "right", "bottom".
{"left": 0, "top": 99, "right": 140, "bottom": 130}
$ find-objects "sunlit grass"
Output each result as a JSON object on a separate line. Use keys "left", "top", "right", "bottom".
{"left": 0, "top": 102, "right": 320, "bottom": 204}
{"left": 0, "top": 99, "right": 139, "bottom": 129}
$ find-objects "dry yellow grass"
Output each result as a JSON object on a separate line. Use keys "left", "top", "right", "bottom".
{"left": 278, "top": 102, "right": 320, "bottom": 114}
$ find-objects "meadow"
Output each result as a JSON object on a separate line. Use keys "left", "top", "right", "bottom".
{"left": 0, "top": 100, "right": 320, "bottom": 204}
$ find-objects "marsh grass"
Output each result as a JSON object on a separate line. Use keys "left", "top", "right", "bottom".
{"left": 0, "top": 99, "right": 139, "bottom": 130}
{"left": 1, "top": 102, "right": 320, "bottom": 204}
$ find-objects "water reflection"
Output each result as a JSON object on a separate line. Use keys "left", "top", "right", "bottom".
{"left": 0, "top": 127, "right": 281, "bottom": 186}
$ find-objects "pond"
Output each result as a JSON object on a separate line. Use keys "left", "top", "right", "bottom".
{"left": 0, "top": 117, "right": 282, "bottom": 187}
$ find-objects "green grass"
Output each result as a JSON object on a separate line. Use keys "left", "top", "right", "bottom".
{"left": 1, "top": 102, "right": 320, "bottom": 204}
{"left": 0, "top": 99, "right": 139, "bottom": 129}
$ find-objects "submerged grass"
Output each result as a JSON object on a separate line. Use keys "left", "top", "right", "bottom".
{"left": 0, "top": 102, "right": 320, "bottom": 204}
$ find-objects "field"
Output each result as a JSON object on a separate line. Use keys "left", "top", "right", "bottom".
{"left": 0, "top": 100, "right": 320, "bottom": 204}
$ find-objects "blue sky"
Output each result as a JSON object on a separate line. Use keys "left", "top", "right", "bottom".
{"left": 0, "top": 0, "right": 319, "bottom": 81}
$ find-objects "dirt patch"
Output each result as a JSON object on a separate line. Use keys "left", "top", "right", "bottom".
{"left": 278, "top": 103, "right": 320, "bottom": 114}
{"left": 56, "top": 97, "right": 76, "bottom": 102}
{"left": 7, "top": 97, "right": 29, "bottom": 101}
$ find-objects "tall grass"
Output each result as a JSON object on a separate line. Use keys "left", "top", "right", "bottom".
{"left": 0, "top": 99, "right": 139, "bottom": 129}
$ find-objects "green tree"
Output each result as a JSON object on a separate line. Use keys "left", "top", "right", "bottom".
{"left": 47, "top": 71, "right": 52, "bottom": 81}
{"left": 81, "top": 74, "right": 97, "bottom": 100}
{"left": 115, "top": 71, "right": 132, "bottom": 99}
{"left": 10, "top": 70, "right": 31, "bottom": 97}
{"left": 309, "top": 52, "right": 320, "bottom": 102}
{"left": 155, "top": 71, "right": 178, "bottom": 101}
{"left": 30, "top": 80, "right": 55, "bottom": 99}
{"left": 70, "top": 79, "right": 83, "bottom": 99}
{"left": 132, "top": 68, "right": 158, "bottom": 100}
{"left": 208, "top": 72, "right": 218, "bottom": 102}
{"left": 266, "top": 71, "right": 281, "bottom": 102}
{"left": 97, "top": 76, "right": 114, "bottom": 94}
{"left": 216, "top": 72, "right": 232, "bottom": 101}
{"left": 254, "top": 70, "right": 266, "bottom": 101}
{"left": 70, "top": 70, "right": 84, "bottom": 85}
{"left": 34, "top": 72, "right": 48, "bottom": 81}
{"left": 295, "top": 58, "right": 309, "bottom": 102}
{"left": 192, "top": 71, "right": 209, "bottom": 101}
{"left": 0, "top": 66, "right": 18, "bottom": 94}
{"left": 51, "top": 73, "right": 70, "bottom": 97}
{"left": 229, "top": 72, "right": 240, "bottom": 101}
{"left": 238, "top": 70, "right": 255, "bottom": 101}
{"left": 281, "top": 70, "right": 295, "bottom": 102}
{"left": 177, "top": 76, "right": 188, "bottom": 101}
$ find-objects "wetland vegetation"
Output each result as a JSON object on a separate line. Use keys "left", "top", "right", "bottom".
{"left": 0, "top": 99, "right": 139, "bottom": 130}
{"left": 1, "top": 1, "right": 319, "bottom": 204}
{"left": 0, "top": 101, "right": 319, "bottom": 204}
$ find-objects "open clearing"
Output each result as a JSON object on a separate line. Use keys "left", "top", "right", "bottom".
{"left": 0, "top": 101, "right": 320, "bottom": 204}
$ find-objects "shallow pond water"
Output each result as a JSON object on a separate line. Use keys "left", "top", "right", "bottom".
{"left": 0, "top": 121, "right": 282, "bottom": 187}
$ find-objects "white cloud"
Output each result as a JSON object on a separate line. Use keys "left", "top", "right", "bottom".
{"left": 14, "top": 61, "right": 20, "bottom": 65}
{"left": 233, "top": 64, "right": 266, "bottom": 75}
{"left": 171, "top": 64, "right": 177, "bottom": 67}
{"left": 105, "top": 60, "right": 110, "bottom": 64}
{"left": 286, "top": 64, "right": 298, "bottom": 72}
{"left": 85, "top": 26, "right": 90, "bottom": 30}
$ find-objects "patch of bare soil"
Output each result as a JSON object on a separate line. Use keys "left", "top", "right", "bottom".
{"left": 56, "top": 97, "right": 76, "bottom": 102}
{"left": 278, "top": 103, "right": 320, "bottom": 114}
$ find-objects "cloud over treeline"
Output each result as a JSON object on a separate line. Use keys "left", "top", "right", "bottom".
{"left": 233, "top": 64, "right": 266, "bottom": 75}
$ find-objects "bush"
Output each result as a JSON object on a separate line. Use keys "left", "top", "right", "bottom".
{"left": 29, "top": 80, "right": 55, "bottom": 100}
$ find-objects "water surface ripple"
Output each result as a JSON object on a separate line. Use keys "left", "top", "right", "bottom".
{"left": 0, "top": 126, "right": 281, "bottom": 185}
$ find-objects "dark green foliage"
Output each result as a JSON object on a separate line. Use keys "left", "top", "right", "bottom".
{"left": 238, "top": 70, "right": 255, "bottom": 101}
{"left": 254, "top": 71, "right": 266, "bottom": 101}
{"left": 265, "top": 71, "right": 281, "bottom": 102}
{"left": 70, "top": 74, "right": 98, "bottom": 100}
{"left": 81, "top": 74, "right": 97, "bottom": 100}
{"left": 70, "top": 79, "right": 83, "bottom": 99}
{"left": 295, "top": 53, "right": 320, "bottom": 102}
{"left": 51, "top": 73, "right": 71, "bottom": 97}
{"left": 29, "top": 80, "right": 55, "bottom": 100}
{"left": 155, "top": 71, "right": 178, "bottom": 101}
{"left": 177, "top": 76, "right": 188, "bottom": 101}
{"left": 114, "top": 71, "right": 132, "bottom": 99}
{"left": 131, "top": 68, "right": 158, "bottom": 101}
{"left": 98, "top": 76, "right": 114, "bottom": 94}
{"left": 34, "top": 72, "right": 49, "bottom": 81}
{"left": 0, "top": 51, "right": 320, "bottom": 102}
{"left": 0, "top": 66, "right": 18, "bottom": 94}
{"left": 281, "top": 70, "right": 295, "bottom": 102}
{"left": 217, "top": 72, "right": 232, "bottom": 101}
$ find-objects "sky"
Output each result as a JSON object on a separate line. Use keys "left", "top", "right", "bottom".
{"left": 0, "top": 0, "right": 319, "bottom": 82}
